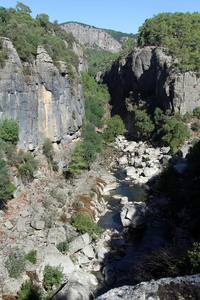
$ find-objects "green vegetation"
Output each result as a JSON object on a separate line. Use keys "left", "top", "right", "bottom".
{"left": 102, "top": 115, "right": 125, "bottom": 143}
{"left": 42, "top": 138, "right": 58, "bottom": 171}
{"left": 193, "top": 106, "right": 200, "bottom": 119}
{"left": 18, "top": 151, "right": 39, "bottom": 181}
{"left": 0, "top": 39, "right": 9, "bottom": 68}
{"left": 5, "top": 248, "right": 25, "bottom": 278}
{"left": 105, "top": 29, "right": 137, "bottom": 43}
{"left": 0, "top": 118, "right": 19, "bottom": 145}
{"left": 86, "top": 48, "right": 112, "bottom": 76}
{"left": 0, "top": 3, "right": 79, "bottom": 74}
{"left": 134, "top": 110, "right": 155, "bottom": 139}
{"left": 71, "top": 212, "right": 103, "bottom": 239}
{"left": 0, "top": 156, "right": 16, "bottom": 208}
{"left": 43, "top": 265, "right": 64, "bottom": 292}
{"left": 155, "top": 116, "right": 190, "bottom": 154}
{"left": 137, "top": 12, "right": 200, "bottom": 72}
{"left": 25, "top": 250, "right": 37, "bottom": 264}
{"left": 81, "top": 71, "right": 110, "bottom": 128}
{"left": 17, "top": 280, "right": 42, "bottom": 300}
{"left": 66, "top": 72, "right": 111, "bottom": 176}
{"left": 56, "top": 241, "right": 69, "bottom": 254}
{"left": 187, "top": 242, "right": 200, "bottom": 273}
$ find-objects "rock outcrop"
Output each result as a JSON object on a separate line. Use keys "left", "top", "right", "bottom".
{"left": 60, "top": 22, "right": 122, "bottom": 53}
{"left": 100, "top": 46, "right": 200, "bottom": 121}
{"left": 0, "top": 37, "right": 86, "bottom": 150}
{"left": 96, "top": 274, "right": 200, "bottom": 299}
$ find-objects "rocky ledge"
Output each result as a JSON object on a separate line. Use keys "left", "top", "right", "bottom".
{"left": 96, "top": 274, "right": 200, "bottom": 299}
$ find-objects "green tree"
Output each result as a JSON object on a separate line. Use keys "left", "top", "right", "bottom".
{"left": 103, "top": 115, "right": 125, "bottom": 143}
{"left": 16, "top": 2, "right": 32, "bottom": 14}
{"left": 0, "top": 118, "right": 19, "bottom": 145}
{"left": 156, "top": 117, "right": 190, "bottom": 154}
{"left": 134, "top": 110, "right": 155, "bottom": 139}
{"left": 0, "top": 7, "right": 10, "bottom": 24}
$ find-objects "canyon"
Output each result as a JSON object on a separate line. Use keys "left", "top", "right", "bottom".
{"left": 1, "top": 26, "right": 200, "bottom": 299}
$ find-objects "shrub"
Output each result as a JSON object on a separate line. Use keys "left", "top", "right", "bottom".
{"left": 0, "top": 157, "right": 16, "bottom": 208}
{"left": 17, "top": 280, "right": 42, "bottom": 300}
{"left": 18, "top": 152, "right": 39, "bottom": 181}
{"left": 25, "top": 250, "right": 37, "bottom": 264}
{"left": 0, "top": 118, "right": 19, "bottom": 145}
{"left": 43, "top": 265, "right": 64, "bottom": 292}
{"left": 103, "top": 115, "right": 125, "bottom": 143}
{"left": 187, "top": 242, "right": 200, "bottom": 273}
{"left": 43, "top": 138, "right": 55, "bottom": 163}
{"left": 71, "top": 212, "right": 103, "bottom": 239}
{"left": 56, "top": 241, "right": 69, "bottom": 254}
{"left": 182, "top": 112, "right": 192, "bottom": 123}
{"left": 5, "top": 248, "right": 25, "bottom": 278}
{"left": 135, "top": 247, "right": 185, "bottom": 282}
{"left": 193, "top": 107, "right": 200, "bottom": 119}
{"left": 191, "top": 120, "right": 200, "bottom": 132}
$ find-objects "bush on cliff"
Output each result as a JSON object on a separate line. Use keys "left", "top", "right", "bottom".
{"left": 18, "top": 152, "right": 39, "bottom": 181}
{"left": 0, "top": 118, "right": 19, "bottom": 145}
{"left": 0, "top": 157, "right": 16, "bottom": 209}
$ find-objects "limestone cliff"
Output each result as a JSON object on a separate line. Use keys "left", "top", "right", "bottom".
{"left": 0, "top": 38, "right": 86, "bottom": 150}
{"left": 100, "top": 46, "right": 200, "bottom": 117}
{"left": 60, "top": 22, "right": 122, "bottom": 53}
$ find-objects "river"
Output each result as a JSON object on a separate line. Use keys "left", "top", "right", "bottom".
{"left": 95, "top": 167, "right": 172, "bottom": 296}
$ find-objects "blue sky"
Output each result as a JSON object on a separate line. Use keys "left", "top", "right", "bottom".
{"left": 1, "top": 0, "right": 199, "bottom": 33}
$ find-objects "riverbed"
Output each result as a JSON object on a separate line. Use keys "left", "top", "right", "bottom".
{"left": 95, "top": 167, "right": 172, "bottom": 296}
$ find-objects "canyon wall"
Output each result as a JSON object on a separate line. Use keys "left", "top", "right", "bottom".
{"left": 60, "top": 22, "right": 122, "bottom": 53}
{"left": 100, "top": 46, "right": 200, "bottom": 116}
{"left": 0, "top": 38, "right": 86, "bottom": 150}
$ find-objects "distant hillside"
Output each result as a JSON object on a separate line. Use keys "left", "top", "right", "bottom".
{"left": 59, "top": 22, "right": 136, "bottom": 53}
{"left": 105, "top": 29, "right": 137, "bottom": 43}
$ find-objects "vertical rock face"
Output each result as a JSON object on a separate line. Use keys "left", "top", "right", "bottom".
{"left": 0, "top": 38, "right": 85, "bottom": 150}
{"left": 60, "top": 22, "right": 122, "bottom": 53}
{"left": 100, "top": 46, "right": 200, "bottom": 116}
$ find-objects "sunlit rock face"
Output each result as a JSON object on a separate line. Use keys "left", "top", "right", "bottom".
{"left": 60, "top": 22, "right": 122, "bottom": 53}
{"left": 0, "top": 38, "right": 85, "bottom": 150}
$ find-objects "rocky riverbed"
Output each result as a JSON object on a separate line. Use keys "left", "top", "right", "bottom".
{"left": 0, "top": 135, "right": 196, "bottom": 299}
